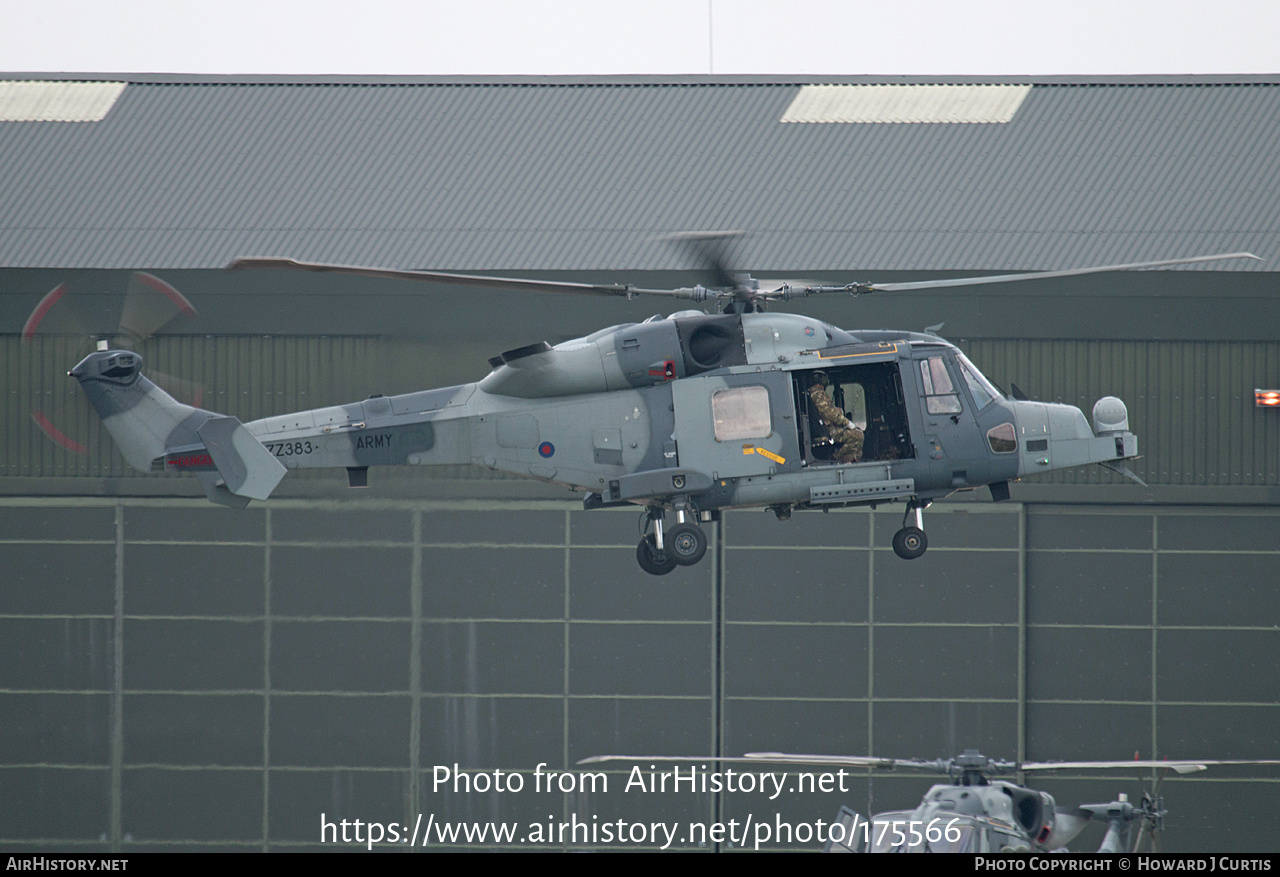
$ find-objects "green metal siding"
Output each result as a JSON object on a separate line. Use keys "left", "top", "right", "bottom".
{"left": 1, "top": 499, "right": 1276, "bottom": 851}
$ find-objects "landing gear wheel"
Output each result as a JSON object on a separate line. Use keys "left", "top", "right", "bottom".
{"left": 892, "top": 527, "right": 928, "bottom": 560}
{"left": 665, "top": 523, "right": 708, "bottom": 566}
{"left": 636, "top": 535, "right": 678, "bottom": 576}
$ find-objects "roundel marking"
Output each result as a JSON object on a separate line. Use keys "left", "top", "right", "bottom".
{"left": 538, "top": 442, "right": 555, "bottom": 458}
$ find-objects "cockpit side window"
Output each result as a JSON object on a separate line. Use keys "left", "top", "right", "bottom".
{"left": 956, "top": 352, "right": 1001, "bottom": 411}
{"left": 919, "top": 357, "right": 962, "bottom": 415}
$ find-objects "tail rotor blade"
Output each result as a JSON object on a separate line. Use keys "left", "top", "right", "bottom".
{"left": 119, "top": 272, "right": 197, "bottom": 341}
{"left": 22, "top": 283, "right": 98, "bottom": 340}
{"left": 149, "top": 370, "right": 206, "bottom": 409}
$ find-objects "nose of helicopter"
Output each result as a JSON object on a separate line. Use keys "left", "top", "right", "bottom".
{"left": 1008, "top": 396, "right": 1137, "bottom": 477}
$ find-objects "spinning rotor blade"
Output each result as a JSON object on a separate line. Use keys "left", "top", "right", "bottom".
{"left": 664, "top": 231, "right": 743, "bottom": 291}
{"left": 229, "top": 258, "right": 709, "bottom": 302}
{"left": 23, "top": 272, "right": 199, "bottom": 456}
{"left": 743, "top": 752, "right": 941, "bottom": 770}
{"left": 787, "top": 252, "right": 1263, "bottom": 299}
{"left": 865, "top": 252, "right": 1263, "bottom": 292}
{"left": 232, "top": 249, "right": 1262, "bottom": 311}
{"left": 578, "top": 754, "right": 784, "bottom": 766}
{"left": 23, "top": 283, "right": 88, "bottom": 339}
{"left": 237, "top": 234, "right": 770, "bottom": 308}
{"left": 578, "top": 753, "right": 911, "bottom": 770}
{"left": 119, "top": 272, "right": 197, "bottom": 340}
{"left": 1022, "top": 760, "right": 1208, "bottom": 775}
{"left": 1141, "top": 768, "right": 1170, "bottom": 853}
{"left": 1020, "top": 758, "right": 1280, "bottom": 774}
{"left": 149, "top": 370, "right": 205, "bottom": 408}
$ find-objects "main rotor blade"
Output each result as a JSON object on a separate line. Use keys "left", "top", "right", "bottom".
{"left": 577, "top": 753, "right": 911, "bottom": 769}
{"left": 1020, "top": 758, "right": 1280, "bottom": 774}
{"left": 1022, "top": 760, "right": 1207, "bottom": 774}
{"left": 229, "top": 257, "right": 707, "bottom": 301}
{"left": 861, "top": 252, "right": 1262, "bottom": 294}
{"left": 784, "top": 252, "right": 1263, "bottom": 299}
{"left": 664, "top": 231, "right": 743, "bottom": 291}
{"left": 578, "top": 754, "right": 782, "bottom": 766}
{"left": 744, "top": 752, "right": 973, "bottom": 771}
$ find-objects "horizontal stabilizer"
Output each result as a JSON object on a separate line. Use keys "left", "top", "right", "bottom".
{"left": 196, "top": 416, "right": 287, "bottom": 501}
{"left": 194, "top": 472, "right": 252, "bottom": 509}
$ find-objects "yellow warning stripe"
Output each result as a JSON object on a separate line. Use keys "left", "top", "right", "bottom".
{"left": 756, "top": 447, "right": 786, "bottom": 464}
{"left": 816, "top": 342, "right": 899, "bottom": 360}
{"left": 741, "top": 445, "right": 786, "bottom": 465}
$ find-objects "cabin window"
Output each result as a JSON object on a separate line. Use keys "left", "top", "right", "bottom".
{"left": 711, "top": 386, "right": 771, "bottom": 441}
{"left": 919, "top": 357, "right": 962, "bottom": 414}
{"left": 834, "top": 380, "right": 868, "bottom": 430}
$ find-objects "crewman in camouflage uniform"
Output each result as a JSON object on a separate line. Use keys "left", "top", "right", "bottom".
{"left": 808, "top": 374, "right": 864, "bottom": 464}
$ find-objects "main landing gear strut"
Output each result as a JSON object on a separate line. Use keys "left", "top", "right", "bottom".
{"left": 636, "top": 506, "right": 708, "bottom": 575}
{"left": 892, "top": 500, "right": 930, "bottom": 560}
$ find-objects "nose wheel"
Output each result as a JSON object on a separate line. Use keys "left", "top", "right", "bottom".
{"left": 666, "top": 523, "right": 708, "bottom": 566}
{"left": 891, "top": 501, "right": 930, "bottom": 560}
{"left": 636, "top": 534, "right": 678, "bottom": 576}
{"left": 635, "top": 508, "right": 709, "bottom": 575}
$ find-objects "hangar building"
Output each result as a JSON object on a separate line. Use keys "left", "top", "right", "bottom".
{"left": 1, "top": 74, "right": 1278, "bottom": 851}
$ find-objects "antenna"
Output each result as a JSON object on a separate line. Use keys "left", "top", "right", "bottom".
{"left": 708, "top": 0, "right": 714, "bottom": 75}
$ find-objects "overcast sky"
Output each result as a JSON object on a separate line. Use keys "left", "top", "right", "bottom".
{"left": 3, "top": 0, "right": 1277, "bottom": 76}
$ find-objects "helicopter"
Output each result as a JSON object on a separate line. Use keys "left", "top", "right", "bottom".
{"left": 808, "top": 750, "right": 1206, "bottom": 854}
{"left": 578, "top": 750, "right": 1280, "bottom": 853}
{"left": 68, "top": 243, "right": 1259, "bottom": 572}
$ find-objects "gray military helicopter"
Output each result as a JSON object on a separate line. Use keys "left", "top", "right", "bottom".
{"left": 69, "top": 245, "right": 1258, "bottom": 572}
{"left": 579, "top": 749, "right": 1280, "bottom": 853}
{"left": 792, "top": 750, "right": 1224, "bottom": 853}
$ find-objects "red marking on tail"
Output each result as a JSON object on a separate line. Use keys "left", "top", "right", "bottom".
{"left": 22, "top": 283, "right": 69, "bottom": 340}
{"left": 32, "top": 409, "right": 88, "bottom": 453}
{"left": 136, "top": 272, "right": 197, "bottom": 318}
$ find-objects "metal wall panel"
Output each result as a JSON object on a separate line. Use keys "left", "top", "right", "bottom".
{"left": 3, "top": 499, "right": 1275, "bottom": 852}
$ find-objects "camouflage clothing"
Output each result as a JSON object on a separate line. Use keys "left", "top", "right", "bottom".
{"left": 808, "top": 382, "right": 864, "bottom": 463}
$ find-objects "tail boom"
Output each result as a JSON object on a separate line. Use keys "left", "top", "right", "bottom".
{"left": 71, "top": 349, "right": 285, "bottom": 507}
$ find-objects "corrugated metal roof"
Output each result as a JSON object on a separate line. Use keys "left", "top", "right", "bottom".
{"left": 0, "top": 77, "right": 1276, "bottom": 271}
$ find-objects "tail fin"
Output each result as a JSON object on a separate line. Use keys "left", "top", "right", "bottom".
{"left": 194, "top": 415, "right": 287, "bottom": 505}
{"left": 70, "top": 348, "right": 285, "bottom": 507}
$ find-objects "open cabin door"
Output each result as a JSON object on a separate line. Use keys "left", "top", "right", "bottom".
{"left": 792, "top": 353, "right": 915, "bottom": 466}
{"left": 671, "top": 372, "right": 798, "bottom": 480}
